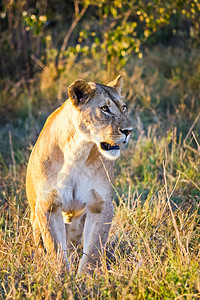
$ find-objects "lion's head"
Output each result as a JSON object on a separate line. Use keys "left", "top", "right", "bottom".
{"left": 68, "top": 75, "right": 132, "bottom": 160}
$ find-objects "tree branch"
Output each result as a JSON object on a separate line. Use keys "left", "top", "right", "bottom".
{"left": 58, "top": 3, "right": 88, "bottom": 65}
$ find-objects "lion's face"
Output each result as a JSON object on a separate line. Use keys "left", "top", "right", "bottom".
{"left": 68, "top": 76, "right": 132, "bottom": 160}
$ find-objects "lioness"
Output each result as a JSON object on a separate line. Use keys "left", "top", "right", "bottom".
{"left": 26, "top": 75, "right": 132, "bottom": 274}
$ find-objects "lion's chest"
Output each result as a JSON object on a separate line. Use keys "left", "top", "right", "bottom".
{"left": 56, "top": 162, "right": 107, "bottom": 218}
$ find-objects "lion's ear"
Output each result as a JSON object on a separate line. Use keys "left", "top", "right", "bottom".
{"left": 68, "top": 80, "right": 94, "bottom": 106}
{"left": 107, "top": 75, "right": 123, "bottom": 94}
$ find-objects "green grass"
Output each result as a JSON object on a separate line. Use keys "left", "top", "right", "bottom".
{"left": 0, "top": 48, "right": 200, "bottom": 299}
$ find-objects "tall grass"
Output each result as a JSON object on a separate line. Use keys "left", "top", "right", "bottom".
{"left": 0, "top": 47, "right": 200, "bottom": 299}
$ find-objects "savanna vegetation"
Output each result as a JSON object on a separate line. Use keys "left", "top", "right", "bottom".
{"left": 0, "top": 0, "right": 200, "bottom": 299}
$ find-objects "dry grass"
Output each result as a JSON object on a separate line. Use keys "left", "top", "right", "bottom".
{"left": 0, "top": 48, "right": 200, "bottom": 299}
{"left": 1, "top": 122, "right": 200, "bottom": 299}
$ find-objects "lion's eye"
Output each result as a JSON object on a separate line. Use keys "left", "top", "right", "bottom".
{"left": 101, "top": 106, "right": 110, "bottom": 113}
{"left": 122, "top": 105, "right": 127, "bottom": 113}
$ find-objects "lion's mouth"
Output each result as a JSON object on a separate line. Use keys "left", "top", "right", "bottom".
{"left": 100, "top": 142, "right": 120, "bottom": 151}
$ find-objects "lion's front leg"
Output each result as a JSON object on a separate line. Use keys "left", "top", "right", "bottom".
{"left": 77, "top": 190, "right": 114, "bottom": 275}
{"left": 35, "top": 198, "right": 69, "bottom": 267}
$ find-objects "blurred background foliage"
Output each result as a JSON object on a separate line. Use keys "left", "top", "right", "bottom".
{"left": 1, "top": 0, "right": 200, "bottom": 77}
{"left": 0, "top": 0, "right": 199, "bottom": 124}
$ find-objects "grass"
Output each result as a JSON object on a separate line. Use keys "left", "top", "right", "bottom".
{"left": 0, "top": 47, "right": 200, "bottom": 299}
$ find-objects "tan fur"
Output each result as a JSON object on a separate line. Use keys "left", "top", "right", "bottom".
{"left": 88, "top": 190, "right": 104, "bottom": 214}
{"left": 26, "top": 75, "right": 132, "bottom": 274}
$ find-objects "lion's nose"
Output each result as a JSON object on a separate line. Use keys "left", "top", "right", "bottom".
{"left": 119, "top": 128, "right": 133, "bottom": 137}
